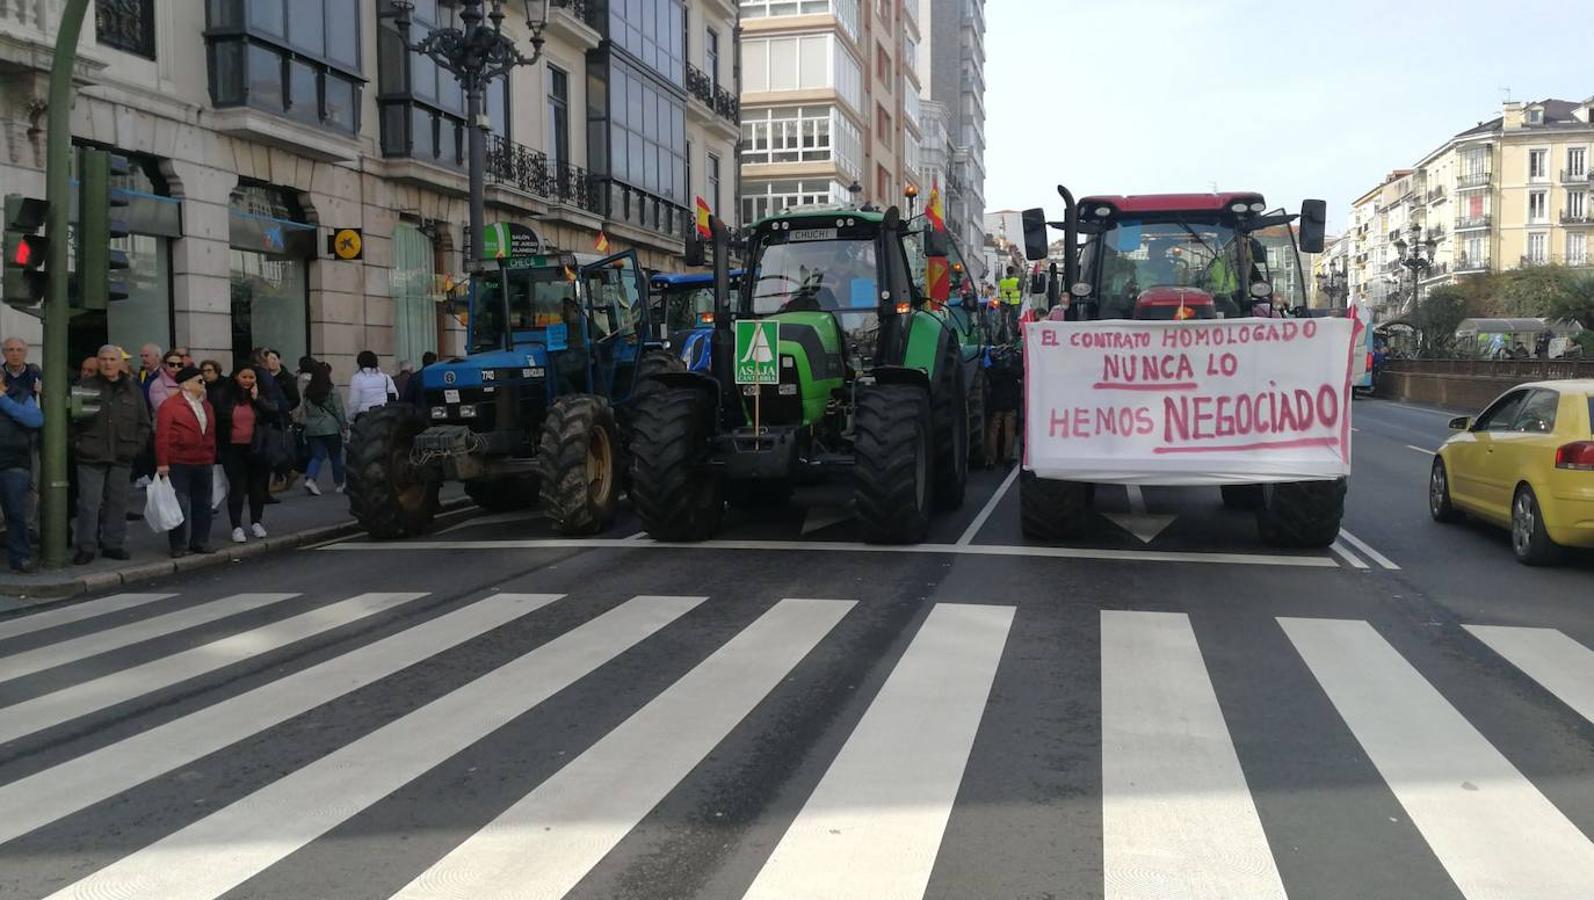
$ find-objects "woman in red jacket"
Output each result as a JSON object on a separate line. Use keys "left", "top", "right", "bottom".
{"left": 155, "top": 365, "right": 217, "bottom": 558}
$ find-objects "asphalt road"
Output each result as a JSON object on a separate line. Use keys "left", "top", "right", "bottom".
{"left": 1, "top": 396, "right": 1591, "bottom": 900}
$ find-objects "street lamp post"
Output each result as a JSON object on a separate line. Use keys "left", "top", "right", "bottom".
{"left": 389, "top": 0, "right": 549, "bottom": 269}
{"left": 1393, "top": 222, "right": 1437, "bottom": 316}
{"left": 1315, "top": 258, "right": 1348, "bottom": 311}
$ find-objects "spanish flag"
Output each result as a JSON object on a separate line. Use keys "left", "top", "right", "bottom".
{"left": 595, "top": 230, "right": 611, "bottom": 254}
{"left": 695, "top": 196, "right": 712, "bottom": 239}
{"left": 926, "top": 176, "right": 946, "bottom": 233}
{"left": 926, "top": 254, "right": 950, "bottom": 307}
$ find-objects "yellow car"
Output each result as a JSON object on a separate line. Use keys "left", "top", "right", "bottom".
{"left": 1430, "top": 379, "right": 1594, "bottom": 564}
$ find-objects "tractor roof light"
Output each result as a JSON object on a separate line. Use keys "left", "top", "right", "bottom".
{"left": 1230, "top": 201, "right": 1250, "bottom": 214}
{"left": 1249, "top": 281, "right": 1274, "bottom": 298}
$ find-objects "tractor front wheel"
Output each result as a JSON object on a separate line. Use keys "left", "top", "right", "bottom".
{"left": 931, "top": 350, "right": 969, "bottom": 510}
{"left": 346, "top": 404, "right": 441, "bottom": 539}
{"left": 631, "top": 388, "right": 723, "bottom": 541}
{"left": 537, "top": 395, "right": 621, "bottom": 536}
{"left": 854, "top": 383, "right": 933, "bottom": 544}
{"left": 1019, "top": 471, "right": 1093, "bottom": 541}
{"left": 1256, "top": 478, "right": 1346, "bottom": 548}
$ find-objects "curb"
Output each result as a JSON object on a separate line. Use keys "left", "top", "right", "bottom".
{"left": 0, "top": 497, "right": 476, "bottom": 607}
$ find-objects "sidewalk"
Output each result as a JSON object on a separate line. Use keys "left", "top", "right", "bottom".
{"left": 0, "top": 480, "right": 470, "bottom": 603}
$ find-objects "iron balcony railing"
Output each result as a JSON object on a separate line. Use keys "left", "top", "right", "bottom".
{"left": 1457, "top": 171, "right": 1492, "bottom": 189}
{"left": 549, "top": 0, "right": 598, "bottom": 27}
{"left": 484, "top": 135, "right": 601, "bottom": 212}
{"left": 685, "top": 63, "right": 740, "bottom": 125}
{"left": 1455, "top": 215, "right": 1491, "bottom": 230}
{"left": 1455, "top": 254, "right": 1491, "bottom": 272}
{"left": 713, "top": 84, "right": 740, "bottom": 124}
{"left": 1563, "top": 211, "right": 1591, "bottom": 225}
{"left": 1561, "top": 169, "right": 1591, "bottom": 183}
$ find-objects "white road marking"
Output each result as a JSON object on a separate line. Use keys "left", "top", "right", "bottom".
{"left": 1281, "top": 617, "right": 1594, "bottom": 899}
{"left": 744, "top": 603, "right": 1013, "bottom": 900}
{"left": 1125, "top": 484, "right": 1147, "bottom": 514}
{"left": 1105, "top": 484, "right": 1177, "bottom": 544}
{"left": 329, "top": 538, "right": 1341, "bottom": 569}
{"left": 1330, "top": 541, "right": 1369, "bottom": 570}
{"left": 0, "top": 593, "right": 561, "bottom": 847}
{"left": 1338, "top": 529, "right": 1400, "bottom": 570}
{"left": 43, "top": 595, "right": 706, "bottom": 900}
{"left": 437, "top": 509, "right": 544, "bottom": 535}
{"left": 0, "top": 593, "right": 174, "bottom": 643}
{"left": 1100, "top": 611, "right": 1286, "bottom": 900}
{"left": 622, "top": 530, "right": 649, "bottom": 541}
{"left": 0, "top": 593, "right": 298, "bottom": 683}
{"left": 1465, "top": 625, "right": 1594, "bottom": 724}
{"left": 957, "top": 464, "right": 1021, "bottom": 545}
{"left": 394, "top": 598, "right": 854, "bottom": 900}
{"left": 0, "top": 592, "right": 425, "bottom": 746}
{"left": 1406, "top": 444, "right": 1436, "bottom": 455}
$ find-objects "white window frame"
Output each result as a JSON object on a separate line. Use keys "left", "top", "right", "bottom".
{"left": 1568, "top": 190, "right": 1587, "bottom": 220}
{"left": 1566, "top": 232, "right": 1587, "bottom": 267}
{"left": 1528, "top": 148, "right": 1548, "bottom": 180}
{"left": 1568, "top": 147, "right": 1587, "bottom": 178}
{"left": 739, "top": 177, "right": 848, "bottom": 223}
{"left": 1527, "top": 232, "right": 1548, "bottom": 264}
{"left": 1528, "top": 190, "right": 1547, "bottom": 223}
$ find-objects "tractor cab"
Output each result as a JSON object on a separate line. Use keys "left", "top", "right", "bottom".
{"left": 1058, "top": 193, "right": 1315, "bottom": 321}
{"left": 650, "top": 269, "right": 743, "bottom": 372}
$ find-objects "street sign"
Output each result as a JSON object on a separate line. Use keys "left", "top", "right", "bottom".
{"left": 482, "top": 222, "right": 543, "bottom": 259}
{"left": 735, "top": 320, "right": 779, "bottom": 385}
{"left": 328, "top": 228, "right": 363, "bottom": 260}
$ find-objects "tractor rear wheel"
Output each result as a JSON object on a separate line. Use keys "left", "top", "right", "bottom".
{"left": 346, "top": 404, "right": 441, "bottom": 539}
{"left": 537, "top": 395, "right": 621, "bottom": 536}
{"left": 464, "top": 476, "right": 539, "bottom": 513}
{"left": 1019, "top": 471, "right": 1093, "bottom": 541}
{"left": 1256, "top": 478, "right": 1346, "bottom": 548}
{"left": 854, "top": 383, "right": 933, "bottom": 544}
{"left": 931, "top": 350, "right": 969, "bottom": 510}
{"left": 631, "top": 388, "right": 723, "bottom": 541}
{"left": 967, "top": 363, "right": 990, "bottom": 470}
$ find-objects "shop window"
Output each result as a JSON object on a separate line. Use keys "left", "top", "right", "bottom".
{"left": 228, "top": 184, "right": 313, "bottom": 367}
{"left": 392, "top": 223, "right": 439, "bottom": 366}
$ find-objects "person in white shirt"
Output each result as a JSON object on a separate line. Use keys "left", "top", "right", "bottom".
{"left": 347, "top": 350, "right": 397, "bottom": 417}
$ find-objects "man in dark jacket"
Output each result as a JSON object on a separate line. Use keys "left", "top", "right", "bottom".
{"left": 402, "top": 351, "right": 438, "bottom": 408}
{"left": 985, "top": 346, "right": 1022, "bottom": 466}
{"left": 72, "top": 344, "right": 152, "bottom": 565}
{"left": 0, "top": 366, "right": 43, "bottom": 572}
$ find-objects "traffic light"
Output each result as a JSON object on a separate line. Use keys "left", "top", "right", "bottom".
{"left": 3, "top": 193, "right": 49, "bottom": 310}
{"left": 76, "top": 148, "right": 131, "bottom": 309}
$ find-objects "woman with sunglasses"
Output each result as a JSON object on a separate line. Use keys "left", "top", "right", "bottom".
{"left": 146, "top": 351, "right": 184, "bottom": 412}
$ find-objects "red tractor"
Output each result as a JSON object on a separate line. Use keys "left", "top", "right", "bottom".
{"left": 1015, "top": 188, "right": 1348, "bottom": 548}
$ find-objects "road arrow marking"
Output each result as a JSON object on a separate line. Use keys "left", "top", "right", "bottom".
{"left": 802, "top": 506, "right": 854, "bottom": 536}
{"left": 1103, "top": 484, "right": 1176, "bottom": 544}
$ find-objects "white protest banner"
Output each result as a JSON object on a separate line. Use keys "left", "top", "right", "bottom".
{"left": 1024, "top": 317, "right": 1357, "bottom": 485}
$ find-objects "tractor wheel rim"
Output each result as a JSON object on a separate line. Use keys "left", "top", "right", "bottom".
{"left": 586, "top": 426, "right": 613, "bottom": 505}
{"left": 1512, "top": 493, "right": 1533, "bottom": 555}
{"left": 1429, "top": 465, "right": 1445, "bottom": 514}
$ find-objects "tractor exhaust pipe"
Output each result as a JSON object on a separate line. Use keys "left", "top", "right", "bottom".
{"left": 709, "top": 216, "right": 737, "bottom": 425}
{"left": 1055, "top": 184, "right": 1078, "bottom": 297}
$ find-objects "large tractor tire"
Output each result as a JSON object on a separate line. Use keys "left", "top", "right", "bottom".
{"left": 1019, "top": 470, "right": 1093, "bottom": 541}
{"left": 930, "top": 349, "right": 969, "bottom": 511}
{"left": 346, "top": 404, "right": 441, "bottom": 539}
{"left": 631, "top": 387, "right": 723, "bottom": 541}
{"left": 1256, "top": 478, "right": 1346, "bottom": 548}
{"left": 537, "top": 395, "right": 621, "bottom": 536}
{"left": 464, "top": 476, "right": 539, "bottom": 513}
{"left": 1220, "top": 483, "right": 1264, "bottom": 510}
{"left": 967, "top": 363, "right": 990, "bottom": 470}
{"left": 630, "top": 349, "right": 686, "bottom": 404}
{"left": 854, "top": 383, "right": 933, "bottom": 544}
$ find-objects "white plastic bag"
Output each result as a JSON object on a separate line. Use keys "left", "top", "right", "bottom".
{"left": 211, "top": 464, "right": 228, "bottom": 511}
{"left": 144, "top": 474, "right": 185, "bottom": 533}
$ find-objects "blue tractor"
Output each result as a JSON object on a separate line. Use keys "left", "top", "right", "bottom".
{"left": 650, "top": 269, "right": 743, "bottom": 373}
{"left": 346, "top": 248, "right": 681, "bottom": 537}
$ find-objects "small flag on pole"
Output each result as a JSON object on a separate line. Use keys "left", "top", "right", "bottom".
{"left": 926, "top": 255, "right": 950, "bottom": 307}
{"left": 594, "top": 230, "right": 611, "bottom": 254}
{"left": 926, "top": 176, "right": 946, "bottom": 233}
{"left": 695, "top": 196, "right": 712, "bottom": 238}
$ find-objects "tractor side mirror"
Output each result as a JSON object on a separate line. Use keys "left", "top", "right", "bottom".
{"left": 1021, "top": 208, "right": 1049, "bottom": 261}
{"left": 924, "top": 228, "right": 950, "bottom": 258}
{"left": 684, "top": 229, "right": 706, "bottom": 267}
{"left": 1299, "top": 199, "right": 1327, "bottom": 253}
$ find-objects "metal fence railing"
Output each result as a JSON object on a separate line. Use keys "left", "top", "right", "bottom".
{"left": 1384, "top": 358, "right": 1594, "bottom": 379}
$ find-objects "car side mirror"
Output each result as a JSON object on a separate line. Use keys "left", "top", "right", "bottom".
{"left": 1448, "top": 416, "right": 1471, "bottom": 431}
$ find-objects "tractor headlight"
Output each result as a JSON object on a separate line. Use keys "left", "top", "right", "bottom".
{"left": 431, "top": 406, "right": 447, "bottom": 419}
{"left": 459, "top": 404, "right": 478, "bottom": 418}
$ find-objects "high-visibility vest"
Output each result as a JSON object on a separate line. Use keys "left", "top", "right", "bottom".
{"left": 1207, "top": 254, "right": 1239, "bottom": 296}
{"left": 998, "top": 277, "right": 1022, "bottom": 305}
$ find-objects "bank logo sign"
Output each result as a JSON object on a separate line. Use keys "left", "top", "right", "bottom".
{"left": 735, "top": 320, "right": 779, "bottom": 385}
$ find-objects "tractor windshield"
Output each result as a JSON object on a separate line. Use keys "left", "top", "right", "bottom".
{"left": 470, "top": 265, "right": 582, "bottom": 353}
{"left": 663, "top": 284, "right": 718, "bottom": 332}
{"left": 747, "top": 236, "right": 880, "bottom": 315}
{"left": 1086, "top": 219, "right": 1245, "bottom": 319}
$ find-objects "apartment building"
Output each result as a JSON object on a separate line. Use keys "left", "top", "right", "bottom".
{"left": 0, "top": 0, "right": 739, "bottom": 375}
{"left": 738, "top": 0, "right": 920, "bottom": 223}
{"left": 1348, "top": 97, "right": 1594, "bottom": 320}
{"left": 916, "top": 0, "right": 986, "bottom": 278}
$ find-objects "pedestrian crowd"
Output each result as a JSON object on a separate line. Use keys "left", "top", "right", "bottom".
{"left": 0, "top": 338, "right": 414, "bottom": 572}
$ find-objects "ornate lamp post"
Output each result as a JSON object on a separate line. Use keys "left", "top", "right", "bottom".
{"left": 389, "top": 0, "right": 550, "bottom": 268}
{"left": 1315, "top": 257, "right": 1348, "bottom": 311}
{"left": 1393, "top": 222, "right": 1437, "bottom": 315}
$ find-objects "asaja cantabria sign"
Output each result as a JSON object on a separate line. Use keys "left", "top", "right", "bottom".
{"left": 735, "top": 320, "right": 779, "bottom": 385}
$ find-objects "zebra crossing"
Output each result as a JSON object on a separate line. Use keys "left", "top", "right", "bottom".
{"left": 1, "top": 587, "right": 1592, "bottom": 899}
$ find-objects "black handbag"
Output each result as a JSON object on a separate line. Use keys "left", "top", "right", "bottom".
{"left": 250, "top": 421, "right": 294, "bottom": 468}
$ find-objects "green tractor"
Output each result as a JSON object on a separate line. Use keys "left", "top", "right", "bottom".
{"left": 628, "top": 207, "right": 979, "bottom": 543}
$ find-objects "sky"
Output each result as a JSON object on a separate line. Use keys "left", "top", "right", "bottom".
{"left": 983, "top": 0, "right": 1594, "bottom": 232}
